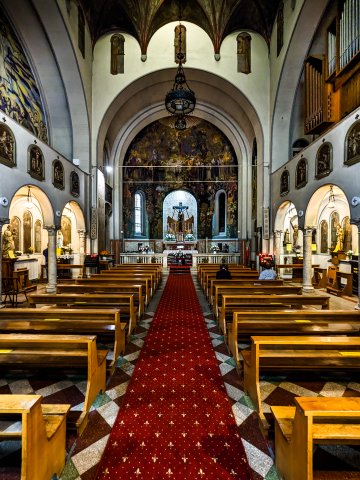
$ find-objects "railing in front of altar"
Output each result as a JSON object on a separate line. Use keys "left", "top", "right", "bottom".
{"left": 117, "top": 253, "right": 243, "bottom": 267}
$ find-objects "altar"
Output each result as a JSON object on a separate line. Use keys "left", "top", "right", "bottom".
{"left": 164, "top": 242, "right": 197, "bottom": 251}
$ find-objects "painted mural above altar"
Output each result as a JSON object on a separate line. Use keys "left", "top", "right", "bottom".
{"left": 0, "top": 10, "right": 48, "bottom": 142}
{"left": 123, "top": 119, "right": 238, "bottom": 239}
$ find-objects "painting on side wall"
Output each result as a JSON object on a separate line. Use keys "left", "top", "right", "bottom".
{"left": 315, "top": 143, "right": 332, "bottom": 179}
{"left": 28, "top": 145, "right": 44, "bottom": 181}
{"left": 0, "top": 10, "right": 48, "bottom": 142}
{"left": 345, "top": 121, "right": 360, "bottom": 166}
{"left": 0, "top": 123, "right": 15, "bottom": 167}
{"left": 295, "top": 158, "right": 307, "bottom": 188}
{"left": 70, "top": 171, "right": 80, "bottom": 197}
{"left": 53, "top": 160, "right": 64, "bottom": 190}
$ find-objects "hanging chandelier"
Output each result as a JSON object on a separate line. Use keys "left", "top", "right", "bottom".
{"left": 164, "top": 10, "right": 196, "bottom": 130}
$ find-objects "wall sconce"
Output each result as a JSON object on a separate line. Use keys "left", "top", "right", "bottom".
{"left": 285, "top": 243, "right": 293, "bottom": 253}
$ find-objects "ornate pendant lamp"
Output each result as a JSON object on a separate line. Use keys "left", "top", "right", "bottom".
{"left": 165, "top": 5, "right": 196, "bottom": 130}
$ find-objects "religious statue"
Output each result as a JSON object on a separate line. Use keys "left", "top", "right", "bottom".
{"left": 292, "top": 224, "right": 299, "bottom": 247}
{"left": 283, "top": 228, "right": 290, "bottom": 246}
{"left": 334, "top": 224, "right": 344, "bottom": 251}
{"left": 2, "top": 224, "right": 15, "bottom": 258}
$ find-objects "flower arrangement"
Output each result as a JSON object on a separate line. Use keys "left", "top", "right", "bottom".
{"left": 174, "top": 250, "right": 185, "bottom": 258}
{"left": 346, "top": 250, "right": 353, "bottom": 259}
{"left": 27, "top": 246, "right": 34, "bottom": 254}
{"left": 184, "top": 233, "right": 195, "bottom": 241}
{"left": 165, "top": 233, "right": 176, "bottom": 241}
{"left": 100, "top": 250, "right": 109, "bottom": 256}
{"left": 62, "top": 244, "right": 73, "bottom": 254}
{"left": 210, "top": 245, "right": 220, "bottom": 253}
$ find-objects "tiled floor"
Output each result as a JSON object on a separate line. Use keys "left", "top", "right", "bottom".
{"left": 1, "top": 273, "right": 360, "bottom": 479}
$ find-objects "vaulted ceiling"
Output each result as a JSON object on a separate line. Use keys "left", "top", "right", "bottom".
{"left": 79, "top": 0, "right": 282, "bottom": 56}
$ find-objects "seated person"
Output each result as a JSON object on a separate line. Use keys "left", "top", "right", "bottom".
{"left": 216, "top": 264, "right": 232, "bottom": 279}
{"left": 259, "top": 261, "right": 277, "bottom": 280}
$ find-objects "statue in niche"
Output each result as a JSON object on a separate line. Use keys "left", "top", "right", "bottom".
{"left": 110, "top": 34, "right": 125, "bottom": 74}
{"left": 29, "top": 145, "right": 44, "bottom": 180}
{"left": 0, "top": 124, "right": 15, "bottom": 167}
{"left": 292, "top": 224, "right": 299, "bottom": 247}
{"left": 334, "top": 224, "right": 344, "bottom": 251}
{"left": 2, "top": 224, "right": 15, "bottom": 258}
{"left": 295, "top": 158, "right": 307, "bottom": 188}
{"left": 316, "top": 144, "right": 332, "bottom": 178}
{"left": 53, "top": 160, "right": 64, "bottom": 190}
{"left": 70, "top": 171, "right": 80, "bottom": 197}
{"left": 280, "top": 170, "right": 289, "bottom": 196}
{"left": 283, "top": 228, "right": 290, "bottom": 246}
{"left": 346, "top": 122, "right": 360, "bottom": 165}
{"left": 342, "top": 216, "right": 352, "bottom": 252}
{"left": 237, "top": 33, "right": 251, "bottom": 74}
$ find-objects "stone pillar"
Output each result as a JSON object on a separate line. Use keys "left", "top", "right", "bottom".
{"left": 302, "top": 226, "right": 314, "bottom": 292}
{"left": 44, "top": 226, "right": 58, "bottom": 293}
{"left": 274, "top": 230, "right": 282, "bottom": 267}
{"left": 77, "top": 229, "right": 86, "bottom": 265}
{"left": 0, "top": 216, "right": 10, "bottom": 308}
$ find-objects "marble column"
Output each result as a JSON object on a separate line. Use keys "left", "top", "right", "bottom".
{"left": 0, "top": 216, "right": 10, "bottom": 308}
{"left": 274, "top": 230, "right": 282, "bottom": 267}
{"left": 77, "top": 229, "right": 86, "bottom": 266}
{"left": 302, "top": 226, "right": 314, "bottom": 292}
{"left": 44, "top": 226, "right": 58, "bottom": 293}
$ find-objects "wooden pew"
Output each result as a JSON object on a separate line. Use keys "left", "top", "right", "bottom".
{"left": 28, "top": 293, "right": 137, "bottom": 337}
{"left": 0, "top": 334, "right": 107, "bottom": 435}
{"left": 109, "top": 266, "right": 160, "bottom": 289}
{"left": 96, "top": 272, "right": 155, "bottom": 299}
{"left": 0, "top": 307, "right": 126, "bottom": 373}
{"left": 242, "top": 335, "right": 360, "bottom": 430}
{"left": 199, "top": 268, "right": 257, "bottom": 291}
{"left": 271, "top": 397, "right": 360, "bottom": 480}
{"left": 0, "top": 395, "right": 70, "bottom": 480}
{"left": 56, "top": 283, "right": 145, "bottom": 319}
{"left": 207, "top": 278, "right": 284, "bottom": 305}
{"left": 112, "top": 264, "right": 163, "bottom": 283}
{"left": 218, "top": 294, "right": 331, "bottom": 336}
{"left": 214, "top": 284, "right": 303, "bottom": 318}
{"left": 228, "top": 309, "right": 360, "bottom": 368}
{"left": 88, "top": 275, "right": 152, "bottom": 305}
{"left": 203, "top": 272, "right": 264, "bottom": 297}
{"left": 197, "top": 264, "right": 252, "bottom": 285}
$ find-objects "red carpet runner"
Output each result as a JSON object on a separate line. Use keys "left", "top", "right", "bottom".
{"left": 96, "top": 273, "right": 251, "bottom": 479}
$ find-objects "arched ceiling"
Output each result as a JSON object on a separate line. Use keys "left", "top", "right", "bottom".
{"left": 79, "top": 0, "right": 281, "bottom": 55}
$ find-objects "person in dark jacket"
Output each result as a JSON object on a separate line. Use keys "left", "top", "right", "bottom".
{"left": 216, "top": 264, "right": 232, "bottom": 279}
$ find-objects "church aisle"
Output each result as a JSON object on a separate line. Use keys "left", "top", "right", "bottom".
{"left": 94, "top": 272, "right": 252, "bottom": 479}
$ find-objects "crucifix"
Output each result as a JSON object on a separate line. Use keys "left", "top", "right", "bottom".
{"left": 173, "top": 202, "right": 188, "bottom": 232}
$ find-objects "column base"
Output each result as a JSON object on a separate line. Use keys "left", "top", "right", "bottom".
{"left": 46, "top": 284, "right": 57, "bottom": 293}
{"left": 302, "top": 285, "right": 315, "bottom": 293}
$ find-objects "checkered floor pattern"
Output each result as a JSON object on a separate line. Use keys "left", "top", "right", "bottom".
{"left": 1, "top": 271, "right": 360, "bottom": 479}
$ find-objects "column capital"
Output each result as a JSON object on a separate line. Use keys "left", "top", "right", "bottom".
{"left": 77, "top": 229, "right": 86, "bottom": 236}
{"left": 43, "top": 225, "right": 59, "bottom": 235}
{"left": 304, "top": 226, "right": 315, "bottom": 235}
{"left": 274, "top": 229, "right": 283, "bottom": 236}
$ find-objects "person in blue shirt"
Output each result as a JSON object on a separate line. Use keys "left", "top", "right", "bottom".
{"left": 259, "top": 261, "right": 277, "bottom": 280}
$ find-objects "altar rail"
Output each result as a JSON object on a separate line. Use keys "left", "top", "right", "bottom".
{"left": 118, "top": 253, "right": 243, "bottom": 267}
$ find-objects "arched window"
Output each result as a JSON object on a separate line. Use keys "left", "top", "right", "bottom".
{"left": 34, "top": 220, "right": 42, "bottom": 253}
{"left": 134, "top": 191, "right": 145, "bottom": 236}
{"left": 23, "top": 211, "right": 32, "bottom": 253}
{"left": 320, "top": 220, "right": 328, "bottom": 253}
{"left": 10, "top": 216, "right": 20, "bottom": 252}
{"left": 342, "top": 216, "right": 352, "bottom": 252}
{"left": 237, "top": 33, "right": 251, "bottom": 74}
{"left": 110, "top": 34, "right": 125, "bottom": 74}
{"left": 330, "top": 211, "right": 340, "bottom": 250}
{"left": 214, "top": 190, "right": 227, "bottom": 237}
